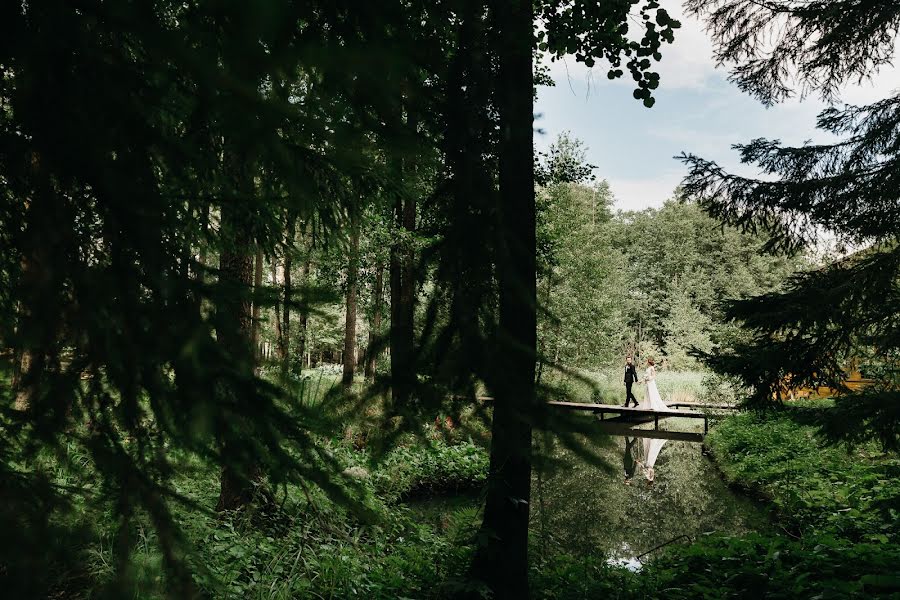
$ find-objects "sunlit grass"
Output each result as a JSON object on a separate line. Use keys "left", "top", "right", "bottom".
{"left": 544, "top": 367, "right": 707, "bottom": 405}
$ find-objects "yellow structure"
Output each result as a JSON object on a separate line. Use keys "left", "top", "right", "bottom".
{"left": 784, "top": 368, "right": 873, "bottom": 400}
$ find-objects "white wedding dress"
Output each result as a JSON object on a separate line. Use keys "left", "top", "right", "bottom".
{"left": 641, "top": 366, "right": 668, "bottom": 411}
{"left": 642, "top": 438, "right": 667, "bottom": 482}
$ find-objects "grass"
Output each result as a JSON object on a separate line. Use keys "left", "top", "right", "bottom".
{"left": 544, "top": 368, "right": 706, "bottom": 405}
{"left": 261, "top": 363, "right": 345, "bottom": 407}
{"left": 369, "top": 442, "right": 489, "bottom": 502}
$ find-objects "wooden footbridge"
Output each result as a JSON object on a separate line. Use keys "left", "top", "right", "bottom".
{"left": 544, "top": 401, "right": 713, "bottom": 433}
{"left": 479, "top": 397, "right": 738, "bottom": 442}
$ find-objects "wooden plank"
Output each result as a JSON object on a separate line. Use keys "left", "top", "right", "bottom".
{"left": 592, "top": 422, "right": 704, "bottom": 442}
{"left": 670, "top": 402, "right": 739, "bottom": 411}
{"left": 478, "top": 398, "right": 711, "bottom": 437}
{"left": 545, "top": 401, "right": 707, "bottom": 420}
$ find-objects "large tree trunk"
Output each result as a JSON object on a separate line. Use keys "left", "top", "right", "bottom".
{"left": 13, "top": 252, "right": 38, "bottom": 413}
{"left": 216, "top": 139, "right": 260, "bottom": 512}
{"left": 13, "top": 152, "right": 59, "bottom": 414}
{"left": 342, "top": 218, "right": 360, "bottom": 386}
{"left": 364, "top": 263, "right": 384, "bottom": 380}
{"left": 390, "top": 113, "right": 417, "bottom": 403}
{"left": 471, "top": 1, "right": 536, "bottom": 597}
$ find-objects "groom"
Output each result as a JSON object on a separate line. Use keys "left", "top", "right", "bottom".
{"left": 623, "top": 436, "right": 640, "bottom": 484}
{"left": 623, "top": 355, "right": 639, "bottom": 407}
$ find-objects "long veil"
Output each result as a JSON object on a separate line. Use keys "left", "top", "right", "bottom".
{"left": 642, "top": 438, "right": 666, "bottom": 482}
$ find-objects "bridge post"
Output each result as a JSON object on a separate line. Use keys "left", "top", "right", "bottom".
{"left": 704, "top": 416, "right": 708, "bottom": 434}
{"left": 654, "top": 414, "right": 658, "bottom": 430}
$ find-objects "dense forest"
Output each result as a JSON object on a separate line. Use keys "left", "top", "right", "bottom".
{"left": 2, "top": 0, "right": 899, "bottom": 598}
{"left": 250, "top": 132, "right": 804, "bottom": 380}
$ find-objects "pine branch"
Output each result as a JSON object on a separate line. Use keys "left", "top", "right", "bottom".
{"left": 685, "top": 0, "right": 900, "bottom": 105}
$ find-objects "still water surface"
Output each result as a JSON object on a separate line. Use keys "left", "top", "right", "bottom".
{"left": 406, "top": 417, "right": 771, "bottom": 565}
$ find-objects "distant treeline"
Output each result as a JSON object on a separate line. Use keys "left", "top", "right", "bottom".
{"left": 533, "top": 135, "right": 809, "bottom": 371}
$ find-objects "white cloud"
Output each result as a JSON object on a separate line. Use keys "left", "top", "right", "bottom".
{"left": 544, "top": 3, "right": 719, "bottom": 93}
{"left": 538, "top": 4, "right": 900, "bottom": 212}
{"left": 607, "top": 171, "right": 685, "bottom": 212}
{"left": 652, "top": 5, "right": 719, "bottom": 90}
{"left": 836, "top": 58, "right": 900, "bottom": 105}
{"left": 545, "top": 2, "right": 900, "bottom": 104}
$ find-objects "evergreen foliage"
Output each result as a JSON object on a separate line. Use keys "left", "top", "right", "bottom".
{"left": 681, "top": 0, "right": 900, "bottom": 450}
{"left": 6, "top": 0, "right": 897, "bottom": 596}
{"left": 685, "top": 0, "right": 900, "bottom": 105}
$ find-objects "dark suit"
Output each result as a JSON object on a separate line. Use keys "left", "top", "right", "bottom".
{"left": 624, "top": 436, "right": 639, "bottom": 479}
{"left": 624, "top": 363, "right": 639, "bottom": 406}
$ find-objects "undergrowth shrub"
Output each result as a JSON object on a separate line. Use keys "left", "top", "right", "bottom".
{"left": 706, "top": 408, "right": 900, "bottom": 544}
{"left": 370, "top": 441, "right": 488, "bottom": 503}
{"left": 650, "top": 533, "right": 900, "bottom": 599}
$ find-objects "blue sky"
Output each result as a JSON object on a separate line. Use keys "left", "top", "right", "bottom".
{"left": 534, "top": 4, "right": 900, "bottom": 212}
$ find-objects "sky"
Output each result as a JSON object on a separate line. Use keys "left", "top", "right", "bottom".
{"left": 533, "top": 3, "right": 900, "bottom": 212}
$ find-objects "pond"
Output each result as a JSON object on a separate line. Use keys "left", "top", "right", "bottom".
{"left": 405, "top": 417, "right": 771, "bottom": 567}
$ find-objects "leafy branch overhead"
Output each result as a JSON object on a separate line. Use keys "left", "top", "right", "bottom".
{"left": 679, "top": 0, "right": 900, "bottom": 451}
{"left": 539, "top": 0, "right": 681, "bottom": 107}
{"left": 679, "top": 95, "right": 900, "bottom": 254}
{"left": 685, "top": 0, "right": 900, "bottom": 105}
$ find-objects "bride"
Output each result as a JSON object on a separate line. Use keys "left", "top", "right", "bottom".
{"left": 640, "top": 357, "right": 668, "bottom": 411}
{"left": 641, "top": 438, "right": 666, "bottom": 485}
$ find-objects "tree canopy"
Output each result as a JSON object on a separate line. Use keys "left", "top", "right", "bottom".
{"left": 681, "top": 0, "right": 900, "bottom": 450}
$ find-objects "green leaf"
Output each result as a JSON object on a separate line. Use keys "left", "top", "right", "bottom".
{"left": 861, "top": 574, "right": 900, "bottom": 590}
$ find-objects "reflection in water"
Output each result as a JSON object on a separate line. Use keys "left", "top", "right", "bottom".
{"left": 639, "top": 437, "right": 666, "bottom": 484}
{"left": 403, "top": 417, "right": 771, "bottom": 567}
{"left": 623, "top": 436, "right": 665, "bottom": 485}
{"left": 623, "top": 437, "right": 640, "bottom": 483}
{"left": 531, "top": 418, "right": 771, "bottom": 564}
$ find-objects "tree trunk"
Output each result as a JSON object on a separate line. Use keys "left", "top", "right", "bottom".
{"left": 13, "top": 152, "right": 59, "bottom": 414}
{"left": 13, "top": 346, "right": 34, "bottom": 412}
{"left": 280, "top": 222, "right": 294, "bottom": 376}
{"left": 296, "top": 257, "right": 310, "bottom": 372}
{"left": 272, "top": 260, "right": 283, "bottom": 356}
{"left": 250, "top": 246, "right": 263, "bottom": 366}
{"left": 390, "top": 112, "right": 417, "bottom": 403}
{"left": 216, "top": 139, "right": 260, "bottom": 512}
{"left": 216, "top": 233, "right": 257, "bottom": 511}
{"left": 342, "top": 217, "right": 360, "bottom": 386}
{"left": 13, "top": 251, "right": 38, "bottom": 413}
{"left": 365, "top": 263, "right": 384, "bottom": 380}
{"left": 471, "top": 1, "right": 536, "bottom": 597}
